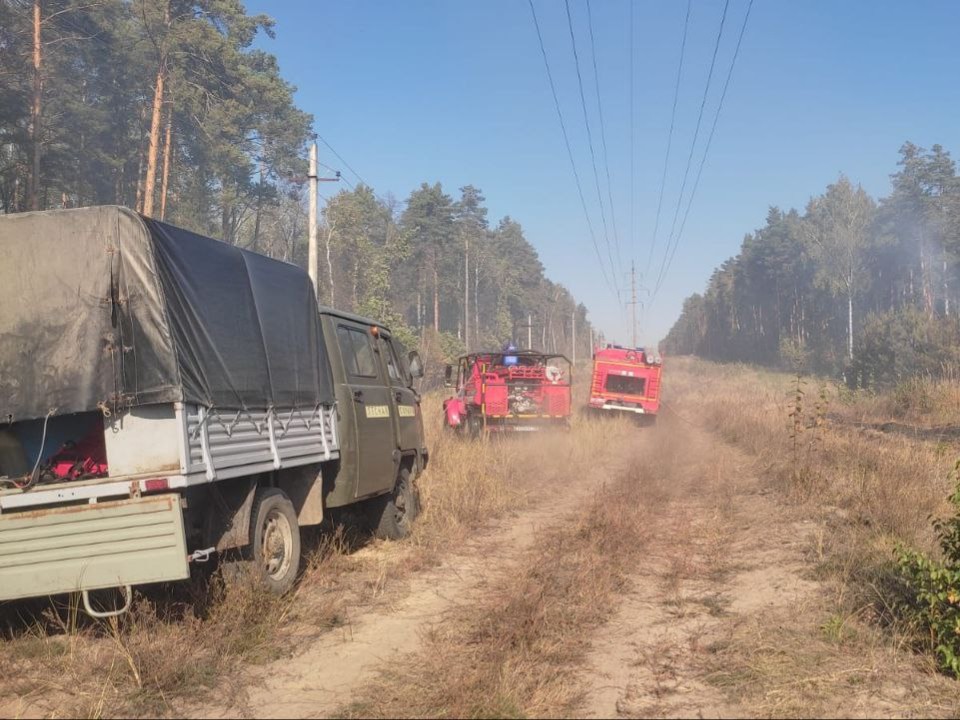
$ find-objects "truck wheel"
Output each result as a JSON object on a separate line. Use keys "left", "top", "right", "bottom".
{"left": 368, "top": 466, "right": 420, "bottom": 540}
{"left": 466, "top": 413, "right": 483, "bottom": 439}
{"left": 250, "top": 487, "right": 301, "bottom": 594}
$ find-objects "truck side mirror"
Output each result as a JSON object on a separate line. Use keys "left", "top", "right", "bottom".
{"left": 408, "top": 350, "right": 425, "bottom": 379}
{"left": 443, "top": 364, "right": 453, "bottom": 386}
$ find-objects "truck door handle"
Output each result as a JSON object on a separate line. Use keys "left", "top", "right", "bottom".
{"left": 353, "top": 389, "right": 364, "bottom": 403}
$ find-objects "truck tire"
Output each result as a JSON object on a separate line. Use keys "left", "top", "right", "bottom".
{"left": 466, "top": 413, "right": 483, "bottom": 439}
{"left": 250, "top": 487, "right": 301, "bottom": 594}
{"left": 367, "top": 466, "right": 420, "bottom": 541}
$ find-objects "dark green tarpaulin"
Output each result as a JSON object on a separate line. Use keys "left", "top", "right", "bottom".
{"left": 0, "top": 206, "right": 334, "bottom": 422}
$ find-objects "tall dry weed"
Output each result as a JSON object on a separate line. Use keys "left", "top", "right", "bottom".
{"left": 668, "top": 357, "right": 954, "bottom": 656}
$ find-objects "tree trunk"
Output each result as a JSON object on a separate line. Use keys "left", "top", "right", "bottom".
{"left": 251, "top": 163, "right": 265, "bottom": 249}
{"left": 134, "top": 106, "right": 146, "bottom": 210}
{"left": 944, "top": 253, "right": 950, "bottom": 317}
{"left": 920, "top": 232, "right": 934, "bottom": 316}
{"left": 220, "top": 187, "right": 234, "bottom": 243}
{"left": 847, "top": 283, "right": 854, "bottom": 362}
{"left": 29, "top": 0, "right": 42, "bottom": 211}
{"left": 159, "top": 104, "right": 173, "bottom": 220}
{"left": 142, "top": 1, "right": 169, "bottom": 217}
{"left": 142, "top": 66, "right": 165, "bottom": 216}
{"left": 324, "top": 222, "right": 336, "bottom": 306}
{"left": 353, "top": 258, "right": 360, "bottom": 309}
{"left": 433, "top": 265, "right": 439, "bottom": 333}
{"left": 464, "top": 236, "right": 470, "bottom": 351}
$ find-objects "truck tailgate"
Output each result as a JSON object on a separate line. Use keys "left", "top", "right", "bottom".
{"left": 0, "top": 494, "right": 189, "bottom": 602}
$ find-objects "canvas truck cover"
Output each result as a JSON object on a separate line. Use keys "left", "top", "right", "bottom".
{"left": 0, "top": 206, "right": 334, "bottom": 422}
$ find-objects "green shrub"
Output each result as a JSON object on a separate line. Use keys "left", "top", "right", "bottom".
{"left": 897, "top": 462, "right": 960, "bottom": 677}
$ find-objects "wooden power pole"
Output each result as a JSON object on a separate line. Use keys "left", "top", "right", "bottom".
{"left": 464, "top": 235, "right": 470, "bottom": 351}
{"left": 30, "top": 0, "right": 42, "bottom": 210}
{"left": 306, "top": 141, "right": 340, "bottom": 300}
{"left": 571, "top": 308, "right": 576, "bottom": 364}
{"left": 308, "top": 142, "right": 318, "bottom": 296}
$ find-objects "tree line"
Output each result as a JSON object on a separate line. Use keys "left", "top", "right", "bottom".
{"left": 0, "top": 0, "right": 593, "bottom": 368}
{"left": 662, "top": 142, "right": 960, "bottom": 387}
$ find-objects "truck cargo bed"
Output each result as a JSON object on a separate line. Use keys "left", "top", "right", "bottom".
{"left": 0, "top": 402, "right": 339, "bottom": 513}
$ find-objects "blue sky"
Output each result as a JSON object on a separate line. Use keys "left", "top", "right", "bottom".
{"left": 247, "top": 0, "right": 960, "bottom": 345}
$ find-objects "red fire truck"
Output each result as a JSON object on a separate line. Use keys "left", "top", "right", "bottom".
{"left": 443, "top": 350, "right": 572, "bottom": 435}
{"left": 587, "top": 344, "right": 662, "bottom": 423}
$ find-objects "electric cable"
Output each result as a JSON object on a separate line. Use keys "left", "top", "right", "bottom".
{"left": 563, "top": 0, "right": 620, "bottom": 295}
{"left": 527, "top": 0, "right": 619, "bottom": 301}
{"left": 653, "top": 0, "right": 731, "bottom": 294}
{"left": 652, "top": 0, "right": 754, "bottom": 300}
{"left": 586, "top": 0, "right": 623, "bottom": 277}
{"left": 644, "top": 0, "right": 692, "bottom": 282}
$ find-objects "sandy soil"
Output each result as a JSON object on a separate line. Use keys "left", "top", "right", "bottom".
{"left": 192, "top": 436, "right": 640, "bottom": 719}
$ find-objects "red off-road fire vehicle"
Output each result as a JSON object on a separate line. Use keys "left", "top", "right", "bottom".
{"left": 587, "top": 344, "right": 662, "bottom": 424}
{"left": 443, "top": 350, "right": 572, "bottom": 435}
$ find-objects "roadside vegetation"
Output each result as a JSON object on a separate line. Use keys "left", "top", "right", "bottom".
{"left": 666, "top": 356, "right": 960, "bottom": 708}
{"left": 663, "top": 142, "right": 960, "bottom": 391}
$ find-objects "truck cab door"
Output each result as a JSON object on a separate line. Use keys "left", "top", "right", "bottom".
{"left": 379, "top": 335, "right": 421, "bottom": 452}
{"left": 334, "top": 323, "right": 397, "bottom": 499}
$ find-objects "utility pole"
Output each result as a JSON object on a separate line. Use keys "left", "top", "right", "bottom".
{"left": 307, "top": 141, "right": 340, "bottom": 299}
{"left": 625, "top": 261, "right": 649, "bottom": 348}
{"left": 629, "top": 262, "right": 638, "bottom": 348}
{"left": 514, "top": 315, "right": 535, "bottom": 350}
{"left": 308, "top": 142, "right": 318, "bottom": 296}
{"left": 30, "top": 0, "right": 41, "bottom": 210}
{"left": 571, "top": 308, "right": 576, "bottom": 364}
{"left": 464, "top": 235, "right": 470, "bottom": 351}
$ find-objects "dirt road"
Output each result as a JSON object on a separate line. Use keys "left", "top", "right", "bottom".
{"left": 192, "top": 404, "right": 850, "bottom": 718}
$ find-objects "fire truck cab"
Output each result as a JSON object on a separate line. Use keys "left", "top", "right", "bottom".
{"left": 587, "top": 344, "right": 662, "bottom": 423}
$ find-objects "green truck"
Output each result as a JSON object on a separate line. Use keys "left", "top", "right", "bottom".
{"left": 0, "top": 206, "right": 428, "bottom": 615}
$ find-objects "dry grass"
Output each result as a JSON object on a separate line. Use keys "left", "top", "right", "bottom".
{"left": 665, "top": 356, "right": 960, "bottom": 715}
{"left": 669, "top": 357, "right": 953, "bottom": 553}
{"left": 0, "top": 393, "right": 599, "bottom": 717}
{"left": 0, "top": 522, "right": 367, "bottom": 717}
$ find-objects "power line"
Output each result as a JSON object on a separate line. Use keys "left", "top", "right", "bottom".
{"left": 526, "top": 0, "right": 618, "bottom": 301}
{"left": 644, "top": 0, "right": 692, "bottom": 283}
{"left": 563, "top": 0, "right": 620, "bottom": 296}
{"left": 653, "top": 0, "right": 754, "bottom": 300}
{"left": 314, "top": 134, "right": 395, "bottom": 207}
{"left": 316, "top": 134, "right": 370, "bottom": 188}
{"left": 654, "top": 0, "right": 731, "bottom": 294}
{"left": 585, "top": 0, "right": 623, "bottom": 277}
